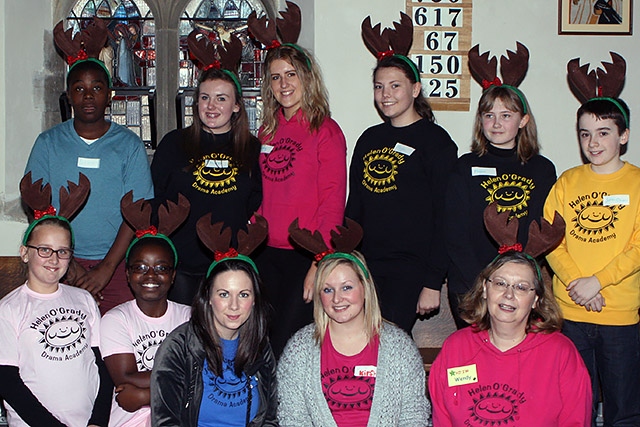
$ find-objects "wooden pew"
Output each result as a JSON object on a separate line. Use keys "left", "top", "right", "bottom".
{"left": 0, "top": 256, "right": 26, "bottom": 300}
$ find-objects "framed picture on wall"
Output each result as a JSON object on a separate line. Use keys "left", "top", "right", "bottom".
{"left": 559, "top": 0, "right": 633, "bottom": 35}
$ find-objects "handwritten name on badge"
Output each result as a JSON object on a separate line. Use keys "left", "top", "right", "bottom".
{"left": 261, "top": 145, "right": 274, "bottom": 154}
{"left": 447, "top": 364, "right": 478, "bottom": 387}
{"left": 471, "top": 166, "right": 497, "bottom": 177}
{"left": 77, "top": 157, "right": 100, "bottom": 169}
{"left": 354, "top": 365, "right": 377, "bottom": 378}
{"left": 603, "top": 194, "right": 630, "bottom": 206}
{"left": 393, "top": 142, "right": 415, "bottom": 156}
{"left": 206, "top": 159, "right": 229, "bottom": 168}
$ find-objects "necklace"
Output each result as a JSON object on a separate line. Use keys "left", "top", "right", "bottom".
{"left": 489, "top": 329, "right": 526, "bottom": 351}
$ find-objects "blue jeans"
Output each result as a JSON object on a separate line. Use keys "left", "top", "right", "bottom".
{"left": 563, "top": 320, "right": 640, "bottom": 427}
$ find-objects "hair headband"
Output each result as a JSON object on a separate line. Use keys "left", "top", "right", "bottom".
{"left": 288, "top": 218, "right": 368, "bottom": 278}
{"left": 187, "top": 30, "right": 244, "bottom": 95}
{"left": 20, "top": 172, "right": 91, "bottom": 247}
{"left": 362, "top": 12, "right": 421, "bottom": 83}
{"left": 197, "top": 214, "right": 268, "bottom": 276}
{"left": 248, "top": 1, "right": 312, "bottom": 70}
{"left": 121, "top": 192, "right": 190, "bottom": 267}
{"left": 468, "top": 42, "right": 530, "bottom": 114}
{"left": 483, "top": 203, "right": 565, "bottom": 282}
{"left": 567, "top": 52, "right": 629, "bottom": 128}
{"left": 54, "top": 18, "right": 112, "bottom": 88}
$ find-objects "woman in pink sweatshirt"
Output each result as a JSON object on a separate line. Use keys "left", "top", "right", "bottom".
{"left": 429, "top": 251, "right": 592, "bottom": 427}
{"left": 254, "top": 26, "right": 347, "bottom": 357}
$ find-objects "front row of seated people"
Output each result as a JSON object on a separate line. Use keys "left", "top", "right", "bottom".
{"left": 0, "top": 173, "right": 591, "bottom": 426}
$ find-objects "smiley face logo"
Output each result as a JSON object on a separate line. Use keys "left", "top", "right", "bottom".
{"left": 262, "top": 143, "right": 299, "bottom": 182}
{"left": 470, "top": 392, "right": 519, "bottom": 425}
{"left": 363, "top": 153, "right": 398, "bottom": 187}
{"left": 323, "top": 376, "right": 374, "bottom": 408}
{"left": 484, "top": 180, "right": 530, "bottom": 213}
{"left": 572, "top": 201, "right": 619, "bottom": 235}
{"left": 194, "top": 155, "right": 238, "bottom": 190}
{"left": 137, "top": 341, "right": 161, "bottom": 371}
{"left": 39, "top": 315, "right": 87, "bottom": 352}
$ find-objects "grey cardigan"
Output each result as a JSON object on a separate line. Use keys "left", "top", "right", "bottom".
{"left": 277, "top": 322, "right": 430, "bottom": 426}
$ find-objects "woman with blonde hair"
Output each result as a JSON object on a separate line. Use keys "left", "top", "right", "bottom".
{"left": 277, "top": 220, "right": 430, "bottom": 426}
{"left": 248, "top": 2, "right": 347, "bottom": 358}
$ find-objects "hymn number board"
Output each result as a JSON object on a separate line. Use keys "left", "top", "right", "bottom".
{"left": 406, "top": 0, "right": 472, "bottom": 111}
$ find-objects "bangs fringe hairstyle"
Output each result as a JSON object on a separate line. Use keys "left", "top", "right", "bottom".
{"left": 312, "top": 252, "right": 382, "bottom": 344}
{"left": 577, "top": 98, "right": 630, "bottom": 156}
{"left": 125, "top": 237, "right": 176, "bottom": 268}
{"left": 184, "top": 68, "right": 258, "bottom": 171}
{"left": 374, "top": 55, "right": 435, "bottom": 123}
{"left": 191, "top": 258, "right": 269, "bottom": 377}
{"left": 472, "top": 85, "right": 539, "bottom": 163}
{"left": 459, "top": 251, "right": 562, "bottom": 333}
{"left": 260, "top": 44, "right": 330, "bottom": 142}
{"left": 24, "top": 217, "right": 73, "bottom": 248}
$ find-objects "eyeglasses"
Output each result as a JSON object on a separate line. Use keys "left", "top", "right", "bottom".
{"left": 486, "top": 278, "right": 536, "bottom": 295}
{"left": 128, "top": 264, "right": 174, "bottom": 275}
{"left": 26, "top": 245, "right": 73, "bottom": 260}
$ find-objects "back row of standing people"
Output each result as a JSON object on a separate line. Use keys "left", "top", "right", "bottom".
{"left": 11, "top": 7, "right": 640, "bottom": 426}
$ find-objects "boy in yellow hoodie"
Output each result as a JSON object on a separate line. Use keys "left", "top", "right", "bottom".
{"left": 544, "top": 96, "right": 640, "bottom": 427}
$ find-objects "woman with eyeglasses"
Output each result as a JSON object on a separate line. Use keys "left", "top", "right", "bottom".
{"left": 428, "top": 250, "right": 592, "bottom": 426}
{"left": 0, "top": 175, "right": 112, "bottom": 427}
{"left": 100, "top": 235, "right": 191, "bottom": 427}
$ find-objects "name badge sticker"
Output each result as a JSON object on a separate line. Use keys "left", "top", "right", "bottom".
{"left": 261, "top": 145, "right": 274, "bottom": 154}
{"left": 393, "top": 142, "right": 415, "bottom": 156}
{"left": 77, "top": 157, "right": 100, "bottom": 169}
{"left": 206, "top": 159, "right": 229, "bottom": 168}
{"left": 471, "top": 166, "right": 497, "bottom": 176}
{"left": 447, "top": 364, "right": 478, "bottom": 387}
{"left": 354, "top": 365, "right": 377, "bottom": 378}
{"left": 603, "top": 194, "right": 630, "bottom": 206}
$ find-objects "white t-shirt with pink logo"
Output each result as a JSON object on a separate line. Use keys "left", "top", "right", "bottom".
{"left": 0, "top": 283, "right": 101, "bottom": 427}
{"left": 101, "top": 300, "right": 191, "bottom": 427}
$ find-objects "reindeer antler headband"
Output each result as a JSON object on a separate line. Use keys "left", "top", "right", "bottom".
{"left": 196, "top": 214, "right": 268, "bottom": 275}
{"left": 567, "top": 52, "right": 628, "bottom": 127}
{"left": 361, "top": 12, "right": 420, "bottom": 82}
{"left": 247, "top": 1, "right": 311, "bottom": 69}
{"left": 468, "top": 42, "right": 530, "bottom": 114}
{"left": 288, "top": 218, "right": 368, "bottom": 278}
{"left": 121, "top": 192, "right": 191, "bottom": 266}
{"left": 483, "top": 203, "right": 565, "bottom": 280}
{"left": 53, "top": 18, "right": 112, "bottom": 87}
{"left": 187, "top": 29, "right": 244, "bottom": 95}
{"left": 20, "top": 172, "right": 91, "bottom": 246}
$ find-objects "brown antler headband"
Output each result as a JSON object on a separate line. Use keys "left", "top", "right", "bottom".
{"left": 121, "top": 192, "right": 191, "bottom": 265}
{"left": 483, "top": 202, "right": 565, "bottom": 258}
{"left": 248, "top": 1, "right": 301, "bottom": 48}
{"left": 20, "top": 172, "right": 91, "bottom": 245}
{"left": 468, "top": 42, "right": 530, "bottom": 112}
{"left": 196, "top": 214, "right": 268, "bottom": 275}
{"left": 53, "top": 18, "right": 108, "bottom": 65}
{"left": 361, "top": 12, "right": 419, "bottom": 82}
{"left": 567, "top": 52, "right": 626, "bottom": 103}
{"left": 187, "top": 29, "right": 244, "bottom": 93}
{"left": 288, "top": 218, "right": 368, "bottom": 277}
